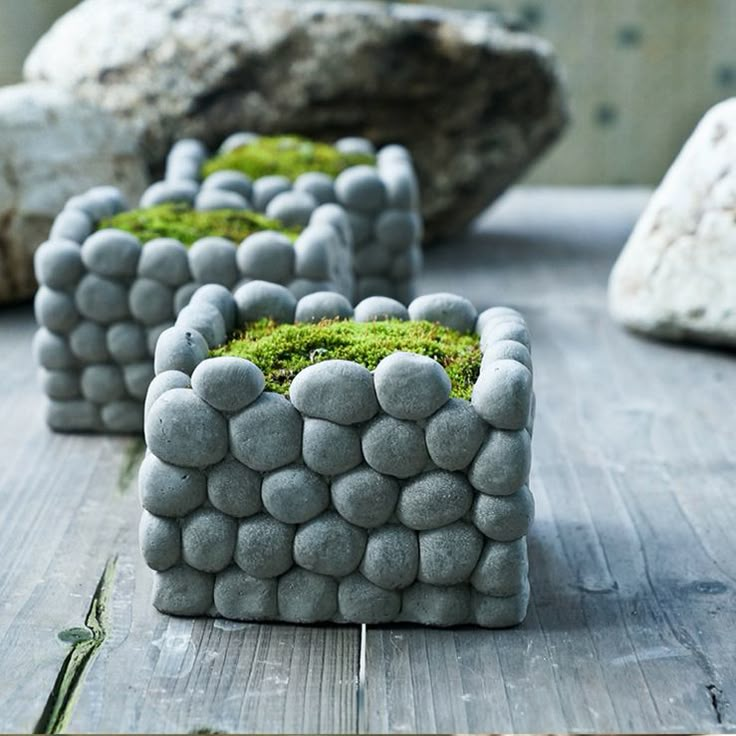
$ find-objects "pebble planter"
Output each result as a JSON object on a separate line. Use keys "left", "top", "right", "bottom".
{"left": 32, "top": 185, "right": 352, "bottom": 433}
{"left": 140, "top": 285, "right": 535, "bottom": 628}
{"left": 142, "top": 134, "right": 423, "bottom": 305}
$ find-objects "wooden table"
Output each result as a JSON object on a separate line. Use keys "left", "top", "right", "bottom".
{"left": 1, "top": 188, "right": 734, "bottom": 734}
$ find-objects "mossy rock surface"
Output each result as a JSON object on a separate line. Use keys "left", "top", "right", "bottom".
{"left": 212, "top": 319, "right": 481, "bottom": 400}
{"left": 203, "top": 135, "right": 375, "bottom": 181}
{"left": 100, "top": 204, "right": 301, "bottom": 246}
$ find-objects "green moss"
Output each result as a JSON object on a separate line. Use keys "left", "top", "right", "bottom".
{"left": 99, "top": 204, "right": 302, "bottom": 246}
{"left": 211, "top": 319, "right": 482, "bottom": 400}
{"left": 202, "top": 135, "right": 375, "bottom": 181}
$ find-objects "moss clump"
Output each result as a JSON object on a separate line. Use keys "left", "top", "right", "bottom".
{"left": 100, "top": 204, "right": 302, "bottom": 246}
{"left": 202, "top": 135, "right": 375, "bottom": 181}
{"left": 212, "top": 318, "right": 482, "bottom": 400}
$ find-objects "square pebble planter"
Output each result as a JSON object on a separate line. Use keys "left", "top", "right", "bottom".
{"left": 32, "top": 184, "right": 352, "bottom": 433}
{"left": 141, "top": 285, "right": 535, "bottom": 628}
{"left": 143, "top": 133, "right": 423, "bottom": 305}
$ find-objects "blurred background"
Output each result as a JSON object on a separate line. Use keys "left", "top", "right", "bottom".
{"left": 3, "top": 0, "right": 735, "bottom": 186}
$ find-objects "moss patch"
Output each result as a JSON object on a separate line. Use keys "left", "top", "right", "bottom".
{"left": 99, "top": 204, "right": 302, "bottom": 246}
{"left": 212, "top": 319, "right": 482, "bottom": 400}
{"left": 202, "top": 135, "right": 375, "bottom": 181}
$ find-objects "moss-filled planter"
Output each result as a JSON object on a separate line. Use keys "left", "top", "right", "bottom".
{"left": 142, "top": 134, "right": 423, "bottom": 305}
{"left": 140, "top": 285, "right": 535, "bottom": 628}
{"left": 32, "top": 185, "right": 352, "bottom": 433}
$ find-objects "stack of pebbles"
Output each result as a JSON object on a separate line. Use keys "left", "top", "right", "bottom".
{"left": 32, "top": 184, "right": 351, "bottom": 433}
{"left": 143, "top": 134, "right": 423, "bottom": 304}
{"left": 141, "top": 286, "right": 534, "bottom": 628}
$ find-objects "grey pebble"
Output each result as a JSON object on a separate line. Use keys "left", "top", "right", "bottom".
{"left": 335, "top": 166, "right": 386, "bottom": 212}
{"left": 189, "top": 283, "right": 237, "bottom": 332}
{"left": 294, "top": 172, "right": 336, "bottom": 204}
{"left": 174, "top": 282, "right": 200, "bottom": 315}
{"left": 354, "top": 296, "right": 409, "bottom": 323}
{"left": 293, "top": 511, "right": 366, "bottom": 577}
{"left": 302, "top": 418, "right": 362, "bottom": 476}
{"left": 214, "top": 566, "right": 277, "bottom": 621}
{"left": 235, "top": 513, "right": 295, "bottom": 578}
{"left": 50, "top": 209, "right": 93, "bottom": 244}
{"left": 472, "top": 359, "right": 533, "bottom": 430}
{"left": 396, "top": 470, "right": 473, "bottom": 530}
{"left": 75, "top": 273, "right": 130, "bottom": 324}
{"left": 354, "top": 243, "right": 391, "bottom": 276}
{"left": 34, "top": 239, "right": 83, "bottom": 289}
{"left": 338, "top": 573, "right": 401, "bottom": 624}
{"left": 188, "top": 237, "right": 238, "bottom": 288}
{"left": 40, "top": 369, "right": 81, "bottom": 400}
{"left": 374, "top": 209, "right": 420, "bottom": 250}
{"left": 169, "top": 138, "right": 208, "bottom": 160}
{"left": 476, "top": 307, "right": 524, "bottom": 335}
{"left": 229, "top": 392, "right": 302, "bottom": 471}
{"left": 290, "top": 360, "right": 378, "bottom": 425}
{"left": 129, "top": 278, "right": 174, "bottom": 326}
{"left": 389, "top": 247, "right": 423, "bottom": 281}
{"left": 481, "top": 320, "right": 531, "bottom": 351}
{"left": 418, "top": 522, "right": 484, "bottom": 585}
{"left": 481, "top": 339, "right": 532, "bottom": 373}
{"left": 166, "top": 157, "right": 201, "bottom": 183}
{"left": 234, "top": 280, "right": 297, "bottom": 325}
{"left": 33, "top": 327, "right": 76, "bottom": 370}
{"left": 261, "top": 465, "right": 329, "bottom": 524}
{"left": 425, "top": 398, "right": 486, "bottom": 471}
{"left": 266, "top": 190, "right": 318, "bottom": 228}
{"left": 138, "top": 238, "right": 191, "bottom": 287}
{"left": 101, "top": 400, "right": 144, "bottom": 433}
{"left": 355, "top": 277, "right": 393, "bottom": 303}
{"left": 472, "top": 582, "right": 529, "bottom": 628}
{"left": 138, "top": 452, "right": 206, "bottom": 517}
{"left": 152, "top": 565, "right": 214, "bottom": 616}
{"left": 294, "top": 291, "right": 353, "bottom": 323}
{"left": 468, "top": 429, "right": 532, "bottom": 495}
{"left": 293, "top": 225, "right": 335, "bottom": 281}
{"left": 34, "top": 286, "right": 79, "bottom": 333}
{"left": 145, "top": 387, "right": 228, "bottom": 468}
{"left": 310, "top": 203, "right": 353, "bottom": 246}
{"left": 153, "top": 325, "right": 209, "bottom": 376}
{"left": 346, "top": 211, "right": 373, "bottom": 245}
{"left": 176, "top": 302, "right": 226, "bottom": 348}
{"left": 81, "top": 364, "right": 126, "bottom": 403}
{"left": 252, "top": 175, "right": 292, "bottom": 212}
{"left": 408, "top": 293, "right": 477, "bottom": 334}
{"left": 470, "top": 538, "right": 528, "bottom": 596}
{"left": 46, "top": 399, "right": 101, "bottom": 432}
{"left": 381, "top": 163, "right": 420, "bottom": 210}
{"left": 207, "top": 454, "right": 262, "bottom": 517}
{"left": 361, "top": 415, "right": 429, "bottom": 479}
{"left": 400, "top": 582, "right": 470, "bottom": 627}
{"left": 335, "top": 137, "right": 375, "bottom": 156}
{"left": 377, "top": 144, "right": 412, "bottom": 164}
{"left": 123, "top": 361, "right": 156, "bottom": 400}
{"left": 286, "top": 278, "right": 333, "bottom": 301}
{"left": 182, "top": 507, "right": 237, "bottom": 573}
{"left": 219, "top": 131, "right": 259, "bottom": 153}
{"left": 191, "top": 357, "right": 265, "bottom": 412}
{"left": 278, "top": 568, "right": 337, "bottom": 624}
{"left": 202, "top": 170, "right": 253, "bottom": 200}
{"left": 195, "top": 188, "right": 250, "bottom": 211}
{"left": 69, "top": 321, "right": 110, "bottom": 363}
{"left": 81, "top": 229, "right": 141, "bottom": 278}
{"left": 140, "top": 180, "right": 198, "bottom": 208}
{"left": 331, "top": 465, "right": 398, "bottom": 528}
{"left": 237, "top": 231, "right": 294, "bottom": 284}
{"left": 360, "top": 525, "right": 418, "bottom": 590}
{"left": 144, "top": 369, "right": 191, "bottom": 419}
{"left": 139, "top": 510, "right": 180, "bottom": 571}
{"left": 107, "top": 321, "right": 148, "bottom": 363}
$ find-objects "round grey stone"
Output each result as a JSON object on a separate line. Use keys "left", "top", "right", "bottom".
{"left": 377, "top": 144, "right": 412, "bottom": 164}
{"left": 476, "top": 307, "right": 524, "bottom": 335}
{"left": 346, "top": 211, "right": 373, "bottom": 245}
{"left": 354, "top": 242, "right": 391, "bottom": 277}
{"left": 129, "top": 278, "right": 174, "bottom": 326}
{"left": 153, "top": 325, "right": 209, "bottom": 376}
{"left": 214, "top": 566, "right": 277, "bottom": 621}
{"left": 266, "top": 190, "right": 318, "bottom": 227}
{"left": 261, "top": 465, "right": 329, "bottom": 524}
{"left": 481, "top": 320, "right": 531, "bottom": 351}
{"left": 473, "top": 485, "right": 534, "bottom": 542}
{"left": 237, "top": 231, "right": 294, "bottom": 284}
{"left": 425, "top": 398, "right": 486, "bottom": 471}
{"left": 176, "top": 302, "right": 226, "bottom": 348}
{"left": 481, "top": 339, "right": 532, "bottom": 373}
{"left": 101, "top": 400, "right": 144, "bottom": 432}
{"left": 195, "top": 188, "right": 250, "bottom": 211}
{"left": 188, "top": 237, "right": 238, "bottom": 288}
{"left": 331, "top": 466, "right": 399, "bottom": 528}
{"left": 174, "top": 282, "right": 200, "bottom": 315}
{"left": 191, "top": 357, "right": 265, "bottom": 412}
{"left": 68, "top": 321, "right": 109, "bottom": 363}
{"left": 145, "top": 388, "right": 228, "bottom": 468}
{"left": 235, "top": 514, "right": 295, "bottom": 578}
{"left": 374, "top": 352, "right": 450, "bottom": 420}
{"left": 63, "top": 193, "right": 103, "bottom": 221}
{"left": 374, "top": 209, "right": 420, "bottom": 250}
{"left": 468, "top": 429, "right": 531, "bottom": 495}
{"left": 418, "top": 522, "right": 484, "bottom": 586}
{"left": 302, "top": 418, "right": 362, "bottom": 476}
{"left": 400, "top": 582, "right": 471, "bottom": 627}
{"left": 290, "top": 360, "right": 378, "bottom": 425}
{"left": 138, "top": 238, "right": 191, "bottom": 287}
{"left": 355, "top": 277, "right": 394, "bottom": 303}
{"left": 50, "top": 209, "right": 93, "bottom": 243}
{"left": 138, "top": 452, "right": 206, "bottom": 517}
{"left": 361, "top": 415, "right": 429, "bottom": 479}
{"left": 472, "top": 582, "right": 530, "bottom": 628}
{"left": 472, "top": 359, "right": 533, "bottom": 430}
{"left": 81, "top": 364, "right": 126, "bottom": 403}
{"left": 46, "top": 399, "right": 101, "bottom": 432}
{"left": 252, "top": 175, "right": 291, "bottom": 211}
{"left": 182, "top": 508, "right": 237, "bottom": 573}
{"left": 293, "top": 225, "right": 335, "bottom": 281}
{"left": 106, "top": 321, "right": 148, "bottom": 363}
{"left": 33, "top": 328, "right": 76, "bottom": 370}
{"left": 34, "top": 286, "right": 79, "bottom": 333}
{"left": 354, "top": 296, "right": 409, "bottom": 323}
{"left": 397, "top": 470, "right": 474, "bottom": 530}
{"left": 338, "top": 573, "right": 401, "bottom": 624}
{"left": 81, "top": 229, "right": 141, "bottom": 278}
{"left": 286, "top": 278, "right": 333, "bottom": 300}
{"left": 294, "top": 172, "right": 336, "bottom": 204}
{"left": 310, "top": 203, "right": 352, "bottom": 245}
{"left": 234, "top": 280, "right": 297, "bottom": 324}
{"left": 40, "top": 369, "right": 81, "bottom": 400}
{"left": 86, "top": 186, "right": 127, "bottom": 216}
{"left": 75, "top": 273, "right": 130, "bottom": 324}
{"left": 207, "top": 454, "right": 262, "bottom": 518}
{"left": 219, "top": 131, "right": 260, "bottom": 153}
{"left": 202, "top": 170, "right": 253, "bottom": 200}
{"left": 146, "top": 322, "right": 173, "bottom": 356}
{"left": 139, "top": 510, "right": 180, "bottom": 571}
{"left": 278, "top": 568, "right": 337, "bottom": 623}
{"left": 229, "top": 392, "right": 302, "bottom": 471}
{"left": 294, "top": 291, "right": 353, "bottom": 323}
{"left": 152, "top": 565, "right": 213, "bottom": 616}
{"left": 408, "top": 293, "right": 478, "bottom": 334}
{"left": 381, "top": 164, "right": 420, "bottom": 210}
{"left": 360, "top": 525, "right": 418, "bottom": 590}
{"left": 34, "top": 239, "right": 83, "bottom": 289}
{"left": 140, "top": 180, "right": 198, "bottom": 208}
{"left": 293, "top": 511, "right": 366, "bottom": 577}
{"left": 144, "top": 369, "right": 191, "bottom": 419}
{"left": 335, "top": 166, "right": 386, "bottom": 212}
{"left": 389, "top": 247, "right": 423, "bottom": 281}
{"left": 336, "top": 137, "right": 375, "bottom": 156}
{"left": 189, "top": 284, "right": 237, "bottom": 332}
{"left": 123, "top": 361, "right": 156, "bottom": 400}
{"left": 168, "top": 137, "right": 208, "bottom": 160}
{"left": 471, "top": 538, "right": 528, "bottom": 596}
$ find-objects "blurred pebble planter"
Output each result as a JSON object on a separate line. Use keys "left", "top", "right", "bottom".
{"left": 140, "top": 284, "right": 535, "bottom": 628}
{"left": 144, "top": 134, "right": 423, "bottom": 305}
{"left": 32, "top": 184, "right": 352, "bottom": 433}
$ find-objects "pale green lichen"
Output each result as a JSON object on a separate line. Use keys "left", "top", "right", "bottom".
{"left": 211, "top": 318, "right": 481, "bottom": 400}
